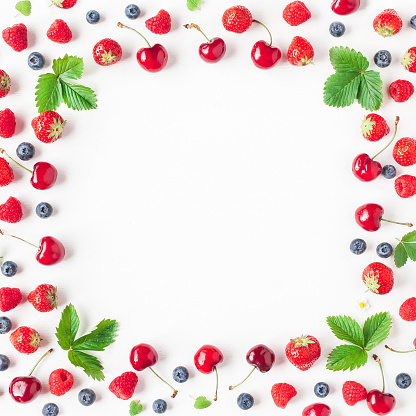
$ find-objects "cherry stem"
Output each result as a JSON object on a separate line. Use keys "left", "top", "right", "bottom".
{"left": 0, "top": 148, "right": 33, "bottom": 174}
{"left": 117, "top": 22, "right": 151, "bottom": 48}
{"left": 229, "top": 366, "right": 256, "bottom": 390}
{"left": 385, "top": 344, "right": 416, "bottom": 353}
{"left": 372, "top": 116, "right": 400, "bottom": 160}
{"left": 373, "top": 354, "right": 385, "bottom": 394}
{"left": 28, "top": 348, "right": 53, "bottom": 377}
{"left": 148, "top": 367, "right": 178, "bottom": 398}
{"left": 213, "top": 366, "right": 219, "bottom": 401}
{"left": 184, "top": 23, "right": 211, "bottom": 43}
{"left": 252, "top": 20, "right": 273, "bottom": 46}
{"left": 0, "top": 230, "right": 38, "bottom": 249}
{"left": 381, "top": 218, "right": 413, "bottom": 227}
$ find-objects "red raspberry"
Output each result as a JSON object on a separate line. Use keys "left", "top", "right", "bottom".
{"left": 393, "top": 137, "right": 416, "bottom": 166}
{"left": 109, "top": 372, "right": 138, "bottom": 400}
{"left": 10, "top": 326, "right": 41, "bottom": 354}
{"left": 342, "top": 381, "right": 367, "bottom": 406}
{"left": 145, "top": 10, "right": 171, "bottom": 35}
{"left": 389, "top": 80, "right": 414, "bottom": 103}
{"left": 51, "top": 0, "right": 77, "bottom": 8}
{"left": 271, "top": 383, "right": 297, "bottom": 409}
{"left": 2, "top": 24, "right": 27, "bottom": 52}
{"left": 395, "top": 175, "right": 416, "bottom": 198}
{"left": 283, "top": 1, "right": 311, "bottom": 26}
{"left": 47, "top": 19, "right": 72, "bottom": 44}
{"left": 399, "top": 297, "right": 416, "bottom": 321}
{"left": 0, "top": 197, "right": 23, "bottom": 223}
{"left": 361, "top": 114, "right": 390, "bottom": 142}
{"left": 0, "top": 157, "right": 13, "bottom": 187}
{"left": 222, "top": 6, "right": 253, "bottom": 33}
{"left": 0, "top": 287, "right": 22, "bottom": 312}
{"left": 0, "top": 108, "right": 16, "bottom": 138}
{"left": 0, "top": 70, "right": 11, "bottom": 98}
{"left": 49, "top": 368, "right": 74, "bottom": 396}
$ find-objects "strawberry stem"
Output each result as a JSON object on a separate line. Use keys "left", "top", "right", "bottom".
{"left": 373, "top": 355, "right": 386, "bottom": 394}
{"left": 381, "top": 218, "right": 413, "bottom": 227}
{"left": 117, "top": 22, "right": 151, "bottom": 48}
{"left": 0, "top": 230, "right": 39, "bottom": 249}
{"left": 213, "top": 366, "right": 219, "bottom": 401}
{"left": 229, "top": 366, "right": 255, "bottom": 390}
{"left": 148, "top": 366, "right": 178, "bottom": 398}
{"left": 372, "top": 116, "right": 399, "bottom": 160}
{"left": 0, "top": 148, "right": 33, "bottom": 174}
{"left": 28, "top": 348, "right": 53, "bottom": 377}
{"left": 184, "top": 23, "right": 211, "bottom": 43}
{"left": 385, "top": 344, "right": 416, "bottom": 353}
{"left": 252, "top": 20, "right": 272, "bottom": 46}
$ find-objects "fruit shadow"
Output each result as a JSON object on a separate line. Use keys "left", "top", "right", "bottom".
{"left": 27, "top": 29, "right": 36, "bottom": 50}
{"left": 20, "top": 199, "right": 31, "bottom": 221}
{"left": 55, "top": 170, "right": 66, "bottom": 187}
{"left": 9, "top": 77, "right": 19, "bottom": 95}
{"left": 14, "top": 116, "right": 24, "bottom": 136}
{"left": 224, "top": 42, "right": 236, "bottom": 61}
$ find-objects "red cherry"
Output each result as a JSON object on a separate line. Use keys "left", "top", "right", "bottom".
{"left": 194, "top": 345, "right": 223, "bottom": 374}
{"left": 130, "top": 343, "right": 158, "bottom": 371}
{"left": 355, "top": 203, "right": 384, "bottom": 231}
{"left": 331, "top": 0, "right": 360, "bottom": 15}
{"left": 36, "top": 236, "right": 65, "bottom": 266}
{"left": 367, "top": 390, "right": 396, "bottom": 415}
{"left": 199, "top": 37, "right": 226, "bottom": 63}
{"left": 352, "top": 154, "right": 381, "bottom": 182}
{"left": 246, "top": 344, "right": 275, "bottom": 372}
{"left": 251, "top": 41, "right": 281, "bottom": 69}
{"left": 137, "top": 44, "right": 168, "bottom": 73}
{"left": 302, "top": 403, "right": 331, "bottom": 416}
{"left": 31, "top": 162, "right": 58, "bottom": 190}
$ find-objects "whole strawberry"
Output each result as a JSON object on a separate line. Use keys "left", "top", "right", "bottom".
{"left": 402, "top": 47, "right": 416, "bottom": 73}
{"left": 0, "top": 70, "right": 11, "bottom": 99}
{"left": 342, "top": 381, "right": 367, "bottom": 406}
{"left": 222, "top": 5, "right": 253, "bottom": 33}
{"left": 51, "top": 0, "right": 77, "bottom": 8}
{"left": 145, "top": 10, "right": 171, "bottom": 35}
{"left": 0, "top": 197, "right": 23, "bottom": 223}
{"left": 283, "top": 1, "right": 311, "bottom": 26}
{"left": 28, "top": 284, "right": 57, "bottom": 312}
{"left": 271, "top": 383, "right": 297, "bottom": 408}
{"left": 285, "top": 335, "right": 321, "bottom": 371}
{"left": 0, "top": 157, "right": 13, "bottom": 187}
{"left": 361, "top": 114, "right": 390, "bottom": 142}
{"left": 47, "top": 19, "right": 72, "bottom": 44}
{"left": 399, "top": 297, "right": 416, "bottom": 321}
{"left": 109, "top": 371, "right": 138, "bottom": 400}
{"left": 393, "top": 137, "right": 416, "bottom": 166}
{"left": 0, "top": 287, "right": 22, "bottom": 312}
{"left": 2, "top": 24, "right": 27, "bottom": 52}
{"left": 373, "top": 9, "right": 402, "bottom": 37}
{"left": 93, "top": 38, "right": 122, "bottom": 66}
{"left": 389, "top": 80, "right": 414, "bottom": 103}
{"left": 10, "top": 326, "right": 41, "bottom": 354}
{"left": 49, "top": 368, "right": 74, "bottom": 396}
{"left": 395, "top": 175, "right": 416, "bottom": 198}
{"left": 287, "top": 36, "right": 314, "bottom": 66}
{"left": 31, "top": 111, "right": 66, "bottom": 144}
{"left": 0, "top": 108, "right": 16, "bottom": 138}
{"left": 362, "top": 262, "right": 394, "bottom": 295}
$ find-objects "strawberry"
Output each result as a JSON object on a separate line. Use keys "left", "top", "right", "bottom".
{"left": 287, "top": 36, "right": 314, "bottom": 66}
{"left": 0, "top": 287, "right": 22, "bottom": 312}
{"left": 28, "top": 284, "right": 58, "bottom": 312}
{"left": 393, "top": 138, "right": 416, "bottom": 167}
{"left": 0, "top": 108, "right": 16, "bottom": 138}
{"left": 283, "top": 1, "right": 311, "bottom": 26}
{"left": 47, "top": 19, "right": 72, "bottom": 44}
{"left": 361, "top": 114, "right": 390, "bottom": 142}
{"left": 285, "top": 335, "right": 321, "bottom": 371}
{"left": 362, "top": 262, "right": 394, "bottom": 295}
{"left": 0, "top": 157, "right": 13, "bottom": 187}
{"left": 0, "top": 70, "right": 11, "bottom": 98}
{"left": 93, "top": 38, "right": 123, "bottom": 66}
{"left": 373, "top": 9, "right": 402, "bottom": 37}
{"left": 10, "top": 326, "right": 41, "bottom": 354}
{"left": 271, "top": 383, "right": 297, "bottom": 409}
{"left": 399, "top": 297, "right": 416, "bottom": 321}
{"left": 145, "top": 10, "right": 171, "bottom": 35}
{"left": 389, "top": 80, "right": 414, "bottom": 103}
{"left": 2, "top": 24, "right": 27, "bottom": 52}
{"left": 222, "top": 5, "right": 253, "bottom": 33}
{"left": 51, "top": 0, "right": 77, "bottom": 8}
{"left": 0, "top": 197, "right": 23, "bottom": 223}
{"left": 109, "top": 371, "right": 138, "bottom": 400}
{"left": 342, "top": 381, "right": 367, "bottom": 406}
{"left": 31, "top": 111, "right": 66, "bottom": 144}
{"left": 402, "top": 47, "right": 416, "bottom": 73}
{"left": 395, "top": 175, "right": 416, "bottom": 198}
{"left": 49, "top": 368, "right": 74, "bottom": 396}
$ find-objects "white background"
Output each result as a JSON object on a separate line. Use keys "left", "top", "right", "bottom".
{"left": 1, "top": 0, "right": 416, "bottom": 414}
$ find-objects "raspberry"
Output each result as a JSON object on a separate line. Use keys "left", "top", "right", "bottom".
{"left": 393, "top": 137, "right": 416, "bottom": 166}
{"left": 399, "top": 297, "right": 416, "bottom": 321}
{"left": 0, "top": 108, "right": 16, "bottom": 138}
{"left": 0, "top": 287, "right": 22, "bottom": 312}
{"left": 49, "top": 369, "right": 74, "bottom": 396}
{"left": 47, "top": 20, "right": 72, "bottom": 44}
{"left": 108, "top": 372, "right": 138, "bottom": 400}
{"left": 395, "top": 175, "right": 416, "bottom": 198}
{"left": 145, "top": 10, "right": 171, "bottom": 35}
{"left": 342, "top": 381, "right": 367, "bottom": 406}
{"left": 0, "top": 157, "right": 14, "bottom": 187}
{"left": 0, "top": 197, "right": 23, "bottom": 223}
{"left": 389, "top": 80, "right": 414, "bottom": 102}
{"left": 271, "top": 383, "right": 297, "bottom": 409}
{"left": 222, "top": 6, "right": 253, "bottom": 33}
{"left": 2, "top": 24, "right": 27, "bottom": 52}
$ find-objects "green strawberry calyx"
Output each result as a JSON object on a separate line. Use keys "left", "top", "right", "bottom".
{"left": 364, "top": 271, "right": 380, "bottom": 294}
{"left": 291, "top": 336, "right": 315, "bottom": 348}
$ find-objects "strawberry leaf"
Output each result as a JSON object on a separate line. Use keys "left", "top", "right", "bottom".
{"left": 395, "top": 231, "right": 416, "bottom": 268}
{"left": 72, "top": 319, "right": 118, "bottom": 351}
{"left": 15, "top": 0, "right": 31, "bottom": 16}
{"left": 61, "top": 81, "right": 97, "bottom": 111}
{"left": 357, "top": 71, "right": 383, "bottom": 111}
{"left": 329, "top": 46, "right": 368, "bottom": 72}
{"left": 187, "top": 0, "right": 202, "bottom": 11}
{"left": 194, "top": 396, "right": 212, "bottom": 409}
{"left": 35, "top": 74, "right": 62, "bottom": 113}
{"left": 68, "top": 350, "right": 105, "bottom": 381}
{"left": 130, "top": 400, "right": 143, "bottom": 415}
{"left": 363, "top": 312, "right": 392, "bottom": 350}
{"left": 323, "top": 71, "right": 361, "bottom": 108}
{"left": 52, "top": 54, "right": 84, "bottom": 80}
{"left": 326, "top": 344, "right": 368, "bottom": 371}
{"left": 326, "top": 315, "right": 365, "bottom": 347}
{"left": 55, "top": 304, "right": 79, "bottom": 350}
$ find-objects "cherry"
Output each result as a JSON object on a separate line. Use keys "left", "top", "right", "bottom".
{"left": 117, "top": 23, "right": 168, "bottom": 73}
{"left": 9, "top": 348, "right": 53, "bottom": 403}
{"left": 331, "top": 0, "right": 360, "bottom": 15}
{"left": 130, "top": 343, "right": 177, "bottom": 397}
{"left": 302, "top": 403, "right": 331, "bottom": 416}
{"left": 184, "top": 23, "right": 226, "bottom": 63}
{"left": 251, "top": 20, "right": 281, "bottom": 69}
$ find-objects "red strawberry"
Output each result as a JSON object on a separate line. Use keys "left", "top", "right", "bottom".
{"left": 389, "top": 80, "right": 414, "bottom": 103}
{"left": 283, "top": 1, "right": 311, "bottom": 26}
{"left": 2, "top": 24, "right": 27, "bottom": 52}
{"left": 0, "top": 70, "right": 11, "bottom": 98}
{"left": 402, "top": 47, "right": 416, "bottom": 73}
{"left": 31, "top": 111, "right": 66, "bottom": 144}
{"left": 47, "top": 19, "right": 72, "bottom": 44}
{"left": 393, "top": 138, "right": 416, "bottom": 167}
{"left": 0, "top": 197, "right": 22, "bottom": 223}
{"left": 287, "top": 36, "right": 314, "bottom": 66}
{"left": 0, "top": 157, "right": 13, "bottom": 187}
{"left": 0, "top": 108, "right": 16, "bottom": 138}
{"left": 10, "top": 326, "right": 41, "bottom": 354}
{"left": 399, "top": 297, "right": 416, "bottom": 321}
{"left": 222, "top": 5, "right": 253, "bottom": 33}
{"left": 28, "top": 284, "right": 58, "bottom": 312}
{"left": 285, "top": 335, "right": 321, "bottom": 371}
{"left": 342, "top": 381, "right": 367, "bottom": 406}
{"left": 362, "top": 262, "right": 394, "bottom": 295}
{"left": 145, "top": 10, "right": 171, "bottom": 35}
{"left": 109, "top": 371, "right": 138, "bottom": 400}
{"left": 93, "top": 38, "right": 122, "bottom": 66}
{"left": 361, "top": 114, "right": 390, "bottom": 142}
{"left": 0, "top": 287, "right": 22, "bottom": 312}
{"left": 271, "top": 383, "right": 297, "bottom": 408}
{"left": 51, "top": 0, "right": 77, "bottom": 9}
{"left": 395, "top": 175, "right": 416, "bottom": 198}
{"left": 49, "top": 368, "right": 74, "bottom": 396}
{"left": 373, "top": 9, "right": 402, "bottom": 37}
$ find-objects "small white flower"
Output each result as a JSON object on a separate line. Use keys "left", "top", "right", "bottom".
{"left": 357, "top": 298, "right": 370, "bottom": 312}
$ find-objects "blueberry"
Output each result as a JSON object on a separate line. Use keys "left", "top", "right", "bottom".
{"left": 16, "top": 142, "right": 35, "bottom": 161}
{"left": 329, "top": 21, "right": 345, "bottom": 37}
{"left": 125, "top": 4, "right": 140, "bottom": 19}
{"left": 86, "top": 10, "right": 100, "bottom": 24}
{"left": 376, "top": 242, "right": 393, "bottom": 258}
{"left": 396, "top": 373, "right": 412, "bottom": 389}
{"left": 78, "top": 389, "right": 96, "bottom": 406}
{"left": 314, "top": 382, "right": 330, "bottom": 398}
{"left": 152, "top": 399, "right": 167, "bottom": 414}
{"left": 350, "top": 238, "right": 366, "bottom": 255}
{"left": 382, "top": 165, "right": 396, "bottom": 179}
{"left": 0, "top": 354, "right": 10, "bottom": 371}
{"left": 237, "top": 393, "right": 254, "bottom": 410}
{"left": 28, "top": 52, "right": 45, "bottom": 70}
{"left": 374, "top": 50, "right": 392, "bottom": 68}
{"left": 411, "top": 15, "right": 416, "bottom": 30}
{"left": 36, "top": 202, "right": 53, "bottom": 219}
{"left": 172, "top": 366, "right": 189, "bottom": 383}
{"left": 0, "top": 316, "right": 12, "bottom": 334}
{"left": 42, "top": 403, "right": 60, "bottom": 416}
{"left": 1, "top": 261, "right": 17, "bottom": 277}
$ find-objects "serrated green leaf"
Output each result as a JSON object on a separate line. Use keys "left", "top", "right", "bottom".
{"left": 55, "top": 304, "right": 79, "bottom": 351}
{"left": 323, "top": 71, "right": 361, "bottom": 108}
{"left": 61, "top": 81, "right": 97, "bottom": 111}
{"left": 357, "top": 71, "right": 383, "bottom": 111}
{"left": 35, "top": 73, "right": 62, "bottom": 113}
{"left": 52, "top": 54, "right": 84, "bottom": 80}
{"left": 194, "top": 396, "right": 212, "bottom": 409}
{"left": 363, "top": 312, "right": 392, "bottom": 350}
{"left": 15, "top": 0, "right": 31, "bottom": 16}
{"left": 329, "top": 46, "right": 369, "bottom": 72}
{"left": 401, "top": 230, "right": 416, "bottom": 243}
{"left": 394, "top": 242, "right": 408, "bottom": 268}
{"left": 72, "top": 319, "right": 118, "bottom": 351}
{"left": 326, "top": 345, "right": 367, "bottom": 371}
{"left": 327, "top": 315, "right": 365, "bottom": 347}
{"left": 68, "top": 350, "right": 105, "bottom": 381}
{"left": 130, "top": 400, "right": 143, "bottom": 415}
{"left": 187, "top": 0, "right": 201, "bottom": 11}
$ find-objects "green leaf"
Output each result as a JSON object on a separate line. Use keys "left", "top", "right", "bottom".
{"left": 130, "top": 401, "right": 143, "bottom": 415}
{"left": 52, "top": 54, "right": 84, "bottom": 80}
{"left": 61, "top": 81, "right": 97, "bottom": 111}
{"left": 326, "top": 315, "right": 365, "bottom": 347}
{"left": 15, "top": 0, "right": 31, "bottom": 16}
{"left": 326, "top": 345, "right": 368, "bottom": 371}
{"left": 68, "top": 350, "right": 105, "bottom": 381}
{"left": 194, "top": 396, "right": 212, "bottom": 409}
{"left": 357, "top": 71, "right": 383, "bottom": 111}
{"left": 55, "top": 304, "right": 79, "bottom": 351}
{"left": 363, "top": 312, "right": 392, "bottom": 350}
{"left": 72, "top": 319, "right": 118, "bottom": 351}
{"left": 329, "top": 46, "right": 368, "bottom": 72}
{"left": 323, "top": 71, "right": 361, "bottom": 108}
{"left": 394, "top": 242, "right": 408, "bottom": 268}
{"left": 395, "top": 231, "right": 416, "bottom": 266}
{"left": 187, "top": 0, "right": 202, "bottom": 11}
{"left": 35, "top": 73, "right": 62, "bottom": 113}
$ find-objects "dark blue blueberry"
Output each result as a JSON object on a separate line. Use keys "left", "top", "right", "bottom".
{"left": 42, "top": 403, "right": 60, "bottom": 416}
{"left": 0, "top": 316, "right": 12, "bottom": 334}
{"left": 382, "top": 165, "right": 396, "bottom": 179}
{"left": 237, "top": 393, "right": 254, "bottom": 410}
{"left": 86, "top": 10, "right": 100, "bottom": 24}
{"left": 350, "top": 238, "right": 367, "bottom": 255}
{"left": 314, "top": 382, "right": 330, "bottom": 398}
{"left": 374, "top": 50, "right": 392, "bottom": 68}
{"left": 78, "top": 389, "right": 96, "bottom": 406}
{"left": 411, "top": 15, "right": 416, "bottom": 30}
{"left": 376, "top": 242, "right": 393, "bottom": 258}
{"left": 36, "top": 202, "right": 53, "bottom": 219}
{"left": 28, "top": 52, "right": 45, "bottom": 70}
{"left": 0, "top": 354, "right": 10, "bottom": 371}
{"left": 396, "top": 373, "right": 412, "bottom": 389}
{"left": 16, "top": 142, "right": 35, "bottom": 161}
{"left": 125, "top": 4, "right": 140, "bottom": 19}
{"left": 172, "top": 366, "right": 189, "bottom": 383}
{"left": 152, "top": 399, "right": 167, "bottom": 414}
{"left": 329, "top": 21, "right": 345, "bottom": 37}
{"left": 1, "top": 261, "right": 17, "bottom": 277}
